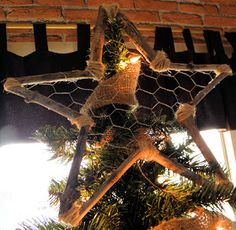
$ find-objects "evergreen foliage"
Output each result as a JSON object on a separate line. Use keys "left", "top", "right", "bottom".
{"left": 21, "top": 218, "right": 69, "bottom": 230}
{"left": 102, "top": 18, "right": 129, "bottom": 78}
{"left": 31, "top": 107, "right": 236, "bottom": 229}
{"left": 24, "top": 17, "right": 236, "bottom": 230}
{"left": 33, "top": 125, "right": 78, "bottom": 163}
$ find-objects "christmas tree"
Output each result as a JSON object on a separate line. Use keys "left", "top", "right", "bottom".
{"left": 20, "top": 16, "right": 235, "bottom": 230}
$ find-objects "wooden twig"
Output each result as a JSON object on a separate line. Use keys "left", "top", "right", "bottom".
{"left": 169, "top": 63, "right": 225, "bottom": 73}
{"left": 59, "top": 149, "right": 142, "bottom": 226}
{"left": 192, "top": 72, "right": 231, "bottom": 106}
{"left": 176, "top": 66, "right": 233, "bottom": 184}
{"left": 137, "top": 132, "right": 206, "bottom": 185}
{"left": 90, "top": 5, "right": 107, "bottom": 63}
{"left": 59, "top": 126, "right": 89, "bottom": 216}
{"left": 4, "top": 78, "right": 80, "bottom": 123}
{"left": 187, "top": 67, "right": 232, "bottom": 184}
{"left": 59, "top": 131, "right": 207, "bottom": 227}
{"left": 11, "top": 70, "right": 96, "bottom": 86}
{"left": 179, "top": 116, "right": 230, "bottom": 184}
{"left": 85, "top": 5, "right": 108, "bottom": 80}
{"left": 3, "top": 5, "right": 234, "bottom": 227}
{"left": 117, "top": 11, "right": 155, "bottom": 63}
{"left": 117, "top": 11, "right": 231, "bottom": 74}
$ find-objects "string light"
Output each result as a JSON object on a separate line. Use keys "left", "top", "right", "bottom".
{"left": 130, "top": 55, "right": 141, "bottom": 64}
{"left": 216, "top": 227, "right": 224, "bottom": 230}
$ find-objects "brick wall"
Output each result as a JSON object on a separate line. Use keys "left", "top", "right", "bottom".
{"left": 0, "top": 0, "right": 235, "bottom": 47}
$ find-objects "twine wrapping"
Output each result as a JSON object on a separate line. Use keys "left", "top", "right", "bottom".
{"left": 150, "top": 208, "right": 233, "bottom": 230}
{"left": 3, "top": 78, "right": 21, "bottom": 92}
{"left": 81, "top": 56, "right": 141, "bottom": 114}
{"left": 59, "top": 201, "right": 82, "bottom": 227}
{"left": 102, "top": 3, "right": 119, "bottom": 19}
{"left": 150, "top": 51, "right": 171, "bottom": 72}
{"left": 86, "top": 61, "right": 105, "bottom": 80}
{"left": 136, "top": 129, "right": 160, "bottom": 162}
{"left": 175, "top": 103, "right": 196, "bottom": 124}
{"left": 214, "top": 64, "right": 233, "bottom": 76}
{"left": 69, "top": 115, "right": 94, "bottom": 129}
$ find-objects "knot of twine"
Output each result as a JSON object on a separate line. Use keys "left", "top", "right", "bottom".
{"left": 102, "top": 3, "right": 119, "bottom": 19}
{"left": 59, "top": 201, "right": 82, "bottom": 227}
{"left": 86, "top": 61, "right": 105, "bottom": 80}
{"left": 150, "top": 51, "right": 171, "bottom": 72}
{"left": 69, "top": 114, "right": 94, "bottom": 129}
{"left": 149, "top": 208, "right": 233, "bottom": 230}
{"left": 136, "top": 129, "right": 159, "bottom": 162}
{"left": 215, "top": 64, "right": 233, "bottom": 76}
{"left": 175, "top": 103, "right": 196, "bottom": 124}
{"left": 3, "top": 78, "right": 21, "bottom": 92}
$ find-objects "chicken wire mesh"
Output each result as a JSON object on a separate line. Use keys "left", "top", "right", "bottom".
{"left": 25, "top": 60, "right": 215, "bottom": 128}
{"left": 4, "top": 51, "right": 234, "bottom": 228}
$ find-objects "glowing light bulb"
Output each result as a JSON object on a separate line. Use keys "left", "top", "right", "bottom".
{"left": 118, "top": 60, "right": 127, "bottom": 69}
{"left": 216, "top": 227, "right": 224, "bottom": 230}
{"left": 129, "top": 55, "right": 141, "bottom": 64}
{"left": 156, "top": 175, "right": 168, "bottom": 184}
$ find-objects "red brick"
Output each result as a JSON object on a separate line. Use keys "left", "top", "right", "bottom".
{"left": 205, "top": 16, "right": 236, "bottom": 27}
{"left": 220, "top": 5, "right": 236, "bottom": 16}
{"left": 224, "top": 28, "right": 236, "bottom": 33}
{"left": 181, "top": 0, "right": 201, "bottom": 2}
{"left": 125, "top": 10, "right": 160, "bottom": 23}
{"left": 0, "top": 0, "right": 32, "bottom": 5}
{"left": 7, "top": 28, "right": 33, "bottom": 34}
{"left": 6, "top": 7, "right": 62, "bottom": 21}
{"left": 179, "top": 4, "right": 218, "bottom": 15}
{"left": 88, "top": 0, "right": 134, "bottom": 8}
{"left": 35, "top": 0, "right": 84, "bottom": 7}
{"left": 162, "top": 13, "right": 203, "bottom": 25}
{"left": 201, "top": 0, "right": 235, "bottom": 3}
{"left": 0, "top": 8, "right": 5, "bottom": 19}
{"left": 134, "top": 0, "right": 177, "bottom": 11}
{"left": 63, "top": 9, "right": 97, "bottom": 23}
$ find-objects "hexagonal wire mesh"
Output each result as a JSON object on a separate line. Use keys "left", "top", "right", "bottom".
{"left": 25, "top": 66, "right": 214, "bottom": 124}
{"left": 3, "top": 5, "right": 233, "bottom": 227}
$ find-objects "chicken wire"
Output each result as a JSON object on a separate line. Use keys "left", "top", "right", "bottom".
{"left": 25, "top": 62, "right": 215, "bottom": 127}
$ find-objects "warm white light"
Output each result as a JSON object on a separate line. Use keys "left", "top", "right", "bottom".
{"left": 216, "top": 227, "right": 224, "bottom": 230}
{"left": 200, "top": 130, "right": 236, "bottom": 221}
{"left": 200, "top": 129, "right": 225, "bottom": 164}
{"left": 129, "top": 55, "right": 141, "bottom": 64}
{"left": 171, "top": 129, "right": 236, "bottom": 221}
{"left": 156, "top": 175, "right": 167, "bottom": 184}
{"left": 118, "top": 60, "right": 128, "bottom": 69}
{"left": 0, "top": 143, "right": 70, "bottom": 229}
{"left": 170, "top": 131, "right": 188, "bottom": 147}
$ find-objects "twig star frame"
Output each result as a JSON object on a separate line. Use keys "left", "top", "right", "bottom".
{"left": 3, "top": 4, "right": 234, "bottom": 228}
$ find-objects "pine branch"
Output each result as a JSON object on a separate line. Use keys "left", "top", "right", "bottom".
{"left": 20, "top": 218, "right": 71, "bottom": 230}
{"left": 48, "top": 179, "right": 66, "bottom": 207}
{"left": 33, "top": 125, "right": 78, "bottom": 162}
